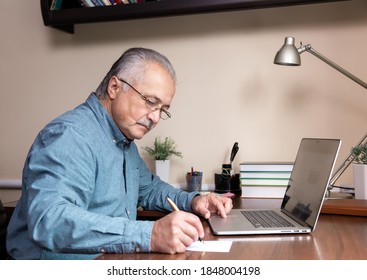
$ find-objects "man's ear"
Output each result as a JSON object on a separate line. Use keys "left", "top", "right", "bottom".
{"left": 107, "top": 76, "right": 120, "bottom": 100}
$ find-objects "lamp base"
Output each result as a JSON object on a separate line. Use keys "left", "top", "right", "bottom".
{"left": 325, "top": 191, "right": 353, "bottom": 200}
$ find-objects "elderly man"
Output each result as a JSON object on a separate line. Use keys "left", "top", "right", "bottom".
{"left": 7, "top": 48, "right": 232, "bottom": 259}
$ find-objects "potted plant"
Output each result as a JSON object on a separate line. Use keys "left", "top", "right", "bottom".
{"left": 142, "top": 136, "right": 182, "bottom": 182}
{"left": 351, "top": 143, "right": 367, "bottom": 199}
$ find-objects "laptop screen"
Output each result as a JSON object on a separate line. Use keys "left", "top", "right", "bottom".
{"left": 281, "top": 138, "right": 341, "bottom": 228}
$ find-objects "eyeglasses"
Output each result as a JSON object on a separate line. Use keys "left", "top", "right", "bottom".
{"left": 116, "top": 77, "right": 171, "bottom": 120}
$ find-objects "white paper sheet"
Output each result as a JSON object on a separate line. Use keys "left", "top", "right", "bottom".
{"left": 186, "top": 240, "right": 232, "bottom": 252}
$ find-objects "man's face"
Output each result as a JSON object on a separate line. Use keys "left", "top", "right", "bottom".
{"left": 106, "top": 62, "right": 175, "bottom": 140}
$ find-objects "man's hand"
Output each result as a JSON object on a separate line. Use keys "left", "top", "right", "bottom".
{"left": 191, "top": 193, "right": 233, "bottom": 219}
{"left": 150, "top": 211, "right": 204, "bottom": 254}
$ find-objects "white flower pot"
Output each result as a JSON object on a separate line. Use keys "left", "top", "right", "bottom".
{"left": 155, "top": 160, "right": 170, "bottom": 183}
{"left": 353, "top": 163, "right": 367, "bottom": 199}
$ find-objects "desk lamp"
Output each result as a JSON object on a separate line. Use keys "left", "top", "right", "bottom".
{"left": 274, "top": 36, "right": 367, "bottom": 198}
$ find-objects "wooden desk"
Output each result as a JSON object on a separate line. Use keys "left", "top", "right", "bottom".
{"left": 96, "top": 198, "right": 367, "bottom": 260}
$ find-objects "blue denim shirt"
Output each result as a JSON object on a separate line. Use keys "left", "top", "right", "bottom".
{"left": 6, "top": 93, "right": 198, "bottom": 260}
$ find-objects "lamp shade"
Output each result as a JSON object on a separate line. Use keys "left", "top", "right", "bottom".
{"left": 274, "top": 37, "right": 301, "bottom": 66}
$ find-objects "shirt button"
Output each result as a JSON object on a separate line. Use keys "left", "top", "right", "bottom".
{"left": 100, "top": 248, "right": 106, "bottom": 253}
{"left": 135, "top": 246, "right": 141, "bottom": 253}
{"left": 112, "top": 139, "right": 116, "bottom": 143}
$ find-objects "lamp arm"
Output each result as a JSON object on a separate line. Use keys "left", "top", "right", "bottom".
{"left": 297, "top": 43, "right": 367, "bottom": 188}
{"left": 299, "top": 44, "right": 367, "bottom": 89}
{"left": 328, "top": 132, "right": 367, "bottom": 189}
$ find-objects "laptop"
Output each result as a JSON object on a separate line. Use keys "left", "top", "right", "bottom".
{"left": 209, "top": 138, "right": 341, "bottom": 235}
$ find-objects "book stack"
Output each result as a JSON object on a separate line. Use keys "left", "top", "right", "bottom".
{"left": 77, "top": 0, "right": 145, "bottom": 8}
{"left": 50, "top": 0, "right": 147, "bottom": 9}
{"left": 240, "top": 162, "right": 294, "bottom": 198}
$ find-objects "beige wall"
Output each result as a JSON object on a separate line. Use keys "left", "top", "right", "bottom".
{"left": 1, "top": 1, "right": 367, "bottom": 202}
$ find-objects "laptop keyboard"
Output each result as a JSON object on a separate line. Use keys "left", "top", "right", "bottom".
{"left": 241, "top": 210, "right": 296, "bottom": 228}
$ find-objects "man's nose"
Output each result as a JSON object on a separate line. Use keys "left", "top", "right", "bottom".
{"left": 148, "top": 109, "right": 161, "bottom": 124}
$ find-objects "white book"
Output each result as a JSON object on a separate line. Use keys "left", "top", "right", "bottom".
{"left": 241, "top": 178, "right": 290, "bottom": 186}
{"left": 80, "top": 0, "right": 94, "bottom": 7}
{"left": 240, "top": 162, "right": 293, "bottom": 172}
{"left": 241, "top": 185, "right": 287, "bottom": 198}
{"left": 240, "top": 171, "right": 291, "bottom": 179}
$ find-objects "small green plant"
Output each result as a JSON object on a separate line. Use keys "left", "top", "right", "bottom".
{"left": 142, "top": 136, "right": 183, "bottom": 161}
{"left": 351, "top": 143, "right": 367, "bottom": 164}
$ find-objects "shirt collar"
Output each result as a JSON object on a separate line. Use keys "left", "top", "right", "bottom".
{"left": 86, "top": 93, "right": 131, "bottom": 145}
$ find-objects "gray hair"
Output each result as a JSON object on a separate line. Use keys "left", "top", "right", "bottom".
{"left": 95, "top": 47, "right": 176, "bottom": 99}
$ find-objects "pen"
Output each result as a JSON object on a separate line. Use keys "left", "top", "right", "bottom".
{"left": 166, "top": 197, "right": 204, "bottom": 244}
{"left": 167, "top": 197, "right": 179, "bottom": 211}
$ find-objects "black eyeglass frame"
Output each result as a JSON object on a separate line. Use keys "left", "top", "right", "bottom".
{"left": 116, "top": 77, "right": 172, "bottom": 120}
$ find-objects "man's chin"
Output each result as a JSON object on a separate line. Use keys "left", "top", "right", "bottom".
{"left": 133, "top": 128, "right": 151, "bottom": 140}
{"left": 126, "top": 123, "right": 154, "bottom": 140}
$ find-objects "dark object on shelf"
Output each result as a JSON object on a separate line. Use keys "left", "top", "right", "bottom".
{"left": 214, "top": 173, "right": 241, "bottom": 196}
{"left": 0, "top": 200, "right": 8, "bottom": 259}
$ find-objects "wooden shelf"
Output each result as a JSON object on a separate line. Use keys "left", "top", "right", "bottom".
{"left": 41, "top": 0, "right": 350, "bottom": 34}
{"left": 321, "top": 199, "right": 367, "bottom": 216}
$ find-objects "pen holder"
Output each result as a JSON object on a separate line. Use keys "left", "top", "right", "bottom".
{"left": 186, "top": 173, "right": 203, "bottom": 192}
{"left": 214, "top": 173, "right": 241, "bottom": 196}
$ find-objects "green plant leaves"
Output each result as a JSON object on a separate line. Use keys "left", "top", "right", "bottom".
{"left": 351, "top": 144, "right": 367, "bottom": 164}
{"left": 142, "top": 136, "right": 183, "bottom": 160}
